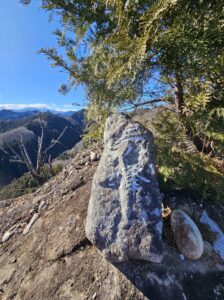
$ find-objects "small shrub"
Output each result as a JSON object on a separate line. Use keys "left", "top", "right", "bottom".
{"left": 58, "top": 151, "right": 71, "bottom": 161}
{"left": 137, "top": 108, "right": 224, "bottom": 202}
{"left": 83, "top": 102, "right": 112, "bottom": 145}
{"left": 0, "top": 164, "right": 62, "bottom": 201}
{"left": 157, "top": 146, "right": 224, "bottom": 202}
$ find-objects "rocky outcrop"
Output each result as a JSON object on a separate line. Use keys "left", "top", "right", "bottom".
{"left": 171, "top": 209, "right": 204, "bottom": 260}
{"left": 0, "top": 136, "right": 224, "bottom": 300}
{"left": 86, "top": 114, "right": 163, "bottom": 263}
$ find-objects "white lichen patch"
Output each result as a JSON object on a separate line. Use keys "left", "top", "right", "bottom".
{"left": 149, "top": 163, "right": 155, "bottom": 175}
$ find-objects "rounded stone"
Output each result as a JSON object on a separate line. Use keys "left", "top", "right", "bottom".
{"left": 171, "top": 209, "right": 204, "bottom": 260}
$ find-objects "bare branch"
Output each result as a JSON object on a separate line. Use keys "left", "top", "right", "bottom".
{"left": 10, "top": 159, "right": 27, "bottom": 164}
{"left": 126, "top": 97, "right": 173, "bottom": 111}
{"left": 150, "top": 75, "right": 175, "bottom": 88}
{"left": 47, "top": 154, "right": 54, "bottom": 177}
{"left": 36, "top": 115, "right": 46, "bottom": 173}
{"left": 45, "top": 126, "right": 68, "bottom": 153}
{"left": 5, "top": 115, "right": 68, "bottom": 185}
{"left": 19, "top": 134, "right": 33, "bottom": 167}
{"left": 8, "top": 145, "right": 22, "bottom": 161}
{"left": 0, "top": 146, "right": 10, "bottom": 157}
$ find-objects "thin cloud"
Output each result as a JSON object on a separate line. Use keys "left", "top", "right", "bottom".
{"left": 0, "top": 103, "right": 79, "bottom": 112}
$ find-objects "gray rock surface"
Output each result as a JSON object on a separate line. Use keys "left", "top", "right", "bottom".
{"left": 199, "top": 211, "right": 224, "bottom": 259}
{"left": 171, "top": 209, "right": 204, "bottom": 260}
{"left": 85, "top": 113, "right": 163, "bottom": 263}
{"left": 203, "top": 241, "right": 214, "bottom": 257}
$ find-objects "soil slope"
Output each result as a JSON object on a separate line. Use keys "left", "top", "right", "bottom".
{"left": 0, "top": 145, "right": 224, "bottom": 300}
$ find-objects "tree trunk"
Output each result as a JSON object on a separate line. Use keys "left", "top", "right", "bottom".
{"left": 174, "top": 73, "right": 184, "bottom": 115}
{"left": 174, "top": 73, "right": 213, "bottom": 155}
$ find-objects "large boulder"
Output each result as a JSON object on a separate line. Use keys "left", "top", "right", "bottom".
{"left": 171, "top": 209, "right": 204, "bottom": 260}
{"left": 85, "top": 113, "right": 163, "bottom": 263}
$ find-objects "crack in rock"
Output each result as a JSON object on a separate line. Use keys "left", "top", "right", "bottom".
{"left": 56, "top": 238, "right": 92, "bottom": 261}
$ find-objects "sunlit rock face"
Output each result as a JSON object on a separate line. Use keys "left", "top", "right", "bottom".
{"left": 199, "top": 211, "right": 224, "bottom": 259}
{"left": 85, "top": 113, "right": 163, "bottom": 263}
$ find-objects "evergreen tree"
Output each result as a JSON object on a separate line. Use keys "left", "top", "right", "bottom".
{"left": 21, "top": 0, "right": 224, "bottom": 199}
{"left": 22, "top": 0, "right": 224, "bottom": 155}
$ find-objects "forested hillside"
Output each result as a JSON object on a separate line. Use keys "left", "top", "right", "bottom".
{"left": 0, "top": 109, "right": 38, "bottom": 121}
{"left": 0, "top": 111, "right": 85, "bottom": 187}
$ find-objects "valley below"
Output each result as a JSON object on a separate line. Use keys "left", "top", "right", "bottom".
{"left": 0, "top": 109, "right": 85, "bottom": 188}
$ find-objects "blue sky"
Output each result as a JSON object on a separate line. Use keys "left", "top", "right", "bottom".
{"left": 0, "top": 1, "right": 86, "bottom": 111}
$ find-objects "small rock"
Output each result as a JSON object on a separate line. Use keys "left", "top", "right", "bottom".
{"left": 38, "top": 200, "right": 46, "bottom": 211}
{"left": 213, "top": 286, "right": 222, "bottom": 296}
{"left": 16, "top": 223, "right": 24, "bottom": 229}
{"left": 79, "top": 160, "right": 85, "bottom": 166}
{"left": 10, "top": 257, "right": 17, "bottom": 263}
{"left": 90, "top": 152, "right": 98, "bottom": 161}
{"left": 179, "top": 254, "right": 185, "bottom": 261}
{"left": 23, "top": 213, "right": 39, "bottom": 235}
{"left": 203, "top": 241, "right": 214, "bottom": 256}
{"left": 171, "top": 209, "right": 204, "bottom": 260}
{"left": 198, "top": 211, "right": 224, "bottom": 259}
{"left": 2, "top": 230, "right": 15, "bottom": 243}
{"left": 29, "top": 208, "right": 35, "bottom": 215}
{"left": 92, "top": 292, "right": 97, "bottom": 299}
{"left": 61, "top": 189, "right": 69, "bottom": 196}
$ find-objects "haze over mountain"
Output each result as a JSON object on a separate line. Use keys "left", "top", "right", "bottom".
{"left": 0, "top": 108, "right": 82, "bottom": 121}
{"left": 0, "top": 109, "right": 39, "bottom": 121}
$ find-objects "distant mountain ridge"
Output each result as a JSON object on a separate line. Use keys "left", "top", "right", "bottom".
{"left": 0, "top": 109, "right": 39, "bottom": 121}
{"left": 0, "top": 108, "right": 84, "bottom": 121}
